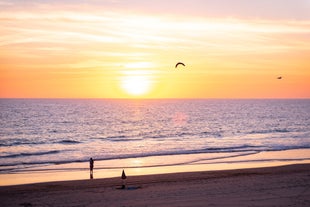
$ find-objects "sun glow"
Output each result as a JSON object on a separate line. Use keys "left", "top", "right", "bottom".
{"left": 120, "top": 72, "right": 152, "bottom": 96}
{"left": 1, "top": 1, "right": 310, "bottom": 99}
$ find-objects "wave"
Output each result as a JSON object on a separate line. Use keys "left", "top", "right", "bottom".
{"left": 0, "top": 146, "right": 259, "bottom": 168}
{"left": 0, "top": 139, "right": 82, "bottom": 147}
{"left": 0, "top": 151, "right": 259, "bottom": 172}
{"left": 249, "top": 128, "right": 290, "bottom": 134}
{"left": 0, "top": 150, "right": 60, "bottom": 159}
{"left": 0, "top": 141, "right": 46, "bottom": 147}
{"left": 103, "top": 131, "right": 222, "bottom": 141}
{"left": 103, "top": 135, "right": 127, "bottom": 140}
{"left": 200, "top": 131, "right": 223, "bottom": 137}
{"left": 1, "top": 145, "right": 310, "bottom": 170}
{"left": 102, "top": 135, "right": 143, "bottom": 142}
{"left": 203, "top": 145, "right": 267, "bottom": 152}
{"left": 0, "top": 157, "right": 85, "bottom": 168}
{"left": 108, "top": 138, "right": 143, "bottom": 142}
{"left": 271, "top": 145, "right": 310, "bottom": 151}
{"left": 56, "top": 140, "right": 81, "bottom": 144}
{"left": 196, "top": 158, "right": 310, "bottom": 166}
{"left": 3, "top": 151, "right": 310, "bottom": 174}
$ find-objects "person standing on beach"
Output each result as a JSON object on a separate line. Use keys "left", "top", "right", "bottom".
{"left": 89, "top": 157, "right": 94, "bottom": 179}
{"left": 121, "top": 169, "right": 127, "bottom": 189}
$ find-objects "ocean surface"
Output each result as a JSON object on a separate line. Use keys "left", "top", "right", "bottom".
{"left": 0, "top": 99, "right": 310, "bottom": 173}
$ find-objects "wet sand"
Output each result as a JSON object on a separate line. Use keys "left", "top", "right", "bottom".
{"left": 1, "top": 164, "right": 309, "bottom": 207}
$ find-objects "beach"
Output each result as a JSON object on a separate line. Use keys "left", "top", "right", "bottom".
{"left": 1, "top": 100, "right": 309, "bottom": 206}
{"left": 1, "top": 164, "right": 309, "bottom": 207}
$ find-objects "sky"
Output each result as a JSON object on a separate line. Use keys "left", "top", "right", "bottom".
{"left": 1, "top": 0, "right": 310, "bottom": 98}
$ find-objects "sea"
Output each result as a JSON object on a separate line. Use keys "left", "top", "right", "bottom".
{"left": 0, "top": 99, "right": 310, "bottom": 174}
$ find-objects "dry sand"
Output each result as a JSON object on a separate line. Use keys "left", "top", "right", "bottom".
{"left": 1, "top": 164, "right": 309, "bottom": 207}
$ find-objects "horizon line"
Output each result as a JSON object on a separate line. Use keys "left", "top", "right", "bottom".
{"left": 1, "top": 97, "right": 309, "bottom": 100}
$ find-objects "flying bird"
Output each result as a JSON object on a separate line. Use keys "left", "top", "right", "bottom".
{"left": 175, "top": 62, "right": 185, "bottom": 68}
{"left": 277, "top": 76, "right": 282, "bottom": 80}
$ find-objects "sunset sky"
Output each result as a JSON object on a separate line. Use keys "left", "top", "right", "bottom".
{"left": 1, "top": 0, "right": 310, "bottom": 98}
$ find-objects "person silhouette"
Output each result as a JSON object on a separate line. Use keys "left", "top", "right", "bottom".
{"left": 89, "top": 158, "right": 94, "bottom": 179}
{"left": 121, "top": 169, "right": 127, "bottom": 189}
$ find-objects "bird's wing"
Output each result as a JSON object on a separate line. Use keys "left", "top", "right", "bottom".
{"left": 175, "top": 62, "right": 185, "bottom": 68}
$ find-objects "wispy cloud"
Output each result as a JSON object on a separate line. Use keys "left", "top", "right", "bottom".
{"left": 1, "top": 0, "right": 309, "bottom": 98}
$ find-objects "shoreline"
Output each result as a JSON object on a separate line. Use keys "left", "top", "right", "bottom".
{"left": 1, "top": 148, "right": 310, "bottom": 186}
{"left": 1, "top": 164, "right": 309, "bottom": 207}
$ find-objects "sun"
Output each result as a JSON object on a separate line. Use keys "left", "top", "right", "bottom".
{"left": 121, "top": 74, "right": 152, "bottom": 96}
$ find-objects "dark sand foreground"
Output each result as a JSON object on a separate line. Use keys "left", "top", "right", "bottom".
{"left": 1, "top": 164, "right": 309, "bottom": 207}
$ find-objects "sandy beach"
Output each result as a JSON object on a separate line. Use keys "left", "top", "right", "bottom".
{"left": 1, "top": 164, "right": 309, "bottom": 207}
